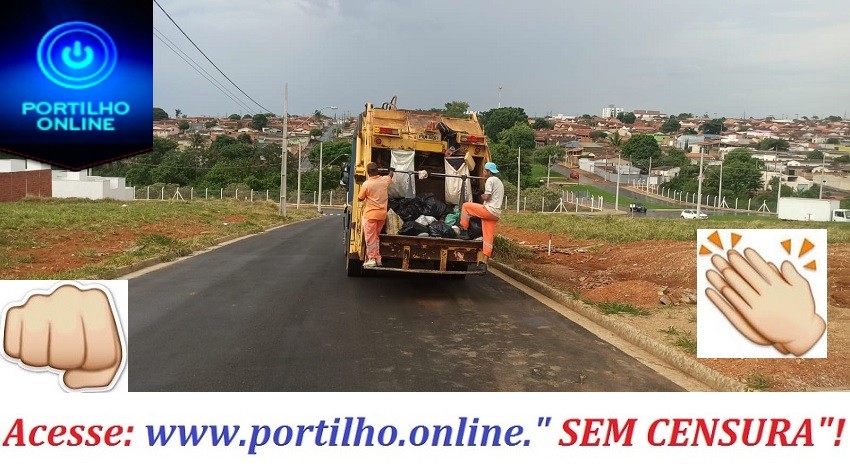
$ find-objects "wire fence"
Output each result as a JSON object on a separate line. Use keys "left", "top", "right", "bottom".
{"left": 133, "top": 185, "right": 348, "bottom": 207}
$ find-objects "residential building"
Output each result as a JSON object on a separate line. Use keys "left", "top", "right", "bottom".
{"left": 602, "top": 106, "right": 623, "bottom": 118}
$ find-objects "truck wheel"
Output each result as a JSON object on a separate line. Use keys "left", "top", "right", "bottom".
{"left": 346, "top": 257, "right": 363, "bottom": 277}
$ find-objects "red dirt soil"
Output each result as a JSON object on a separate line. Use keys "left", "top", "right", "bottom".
{"left": 498, "top": 224, "right": 850, "bottom": 391}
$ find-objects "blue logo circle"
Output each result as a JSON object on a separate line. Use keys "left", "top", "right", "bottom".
{"left": 37, "top": 21, "right": 118, "bottom": 90}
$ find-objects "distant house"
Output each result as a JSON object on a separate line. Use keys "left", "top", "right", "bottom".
{"left": 652, "top": 166, "right": 681, "bottom": 182}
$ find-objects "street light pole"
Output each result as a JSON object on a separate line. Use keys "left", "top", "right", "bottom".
{"left": 819, "top": 153, "right": 825, "bottom": 199}
{"left": 546, "top": 154, "right": 552, "bottom": 188}
{"left": 516, "top": 147, "right": 521, "bottom": 212}
{"left": 279, "top": 83, "right": 288, "bottom": 216}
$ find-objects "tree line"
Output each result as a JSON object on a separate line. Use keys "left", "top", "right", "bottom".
{"left": 93, "top": 136, "right": 348, "bottom": 194}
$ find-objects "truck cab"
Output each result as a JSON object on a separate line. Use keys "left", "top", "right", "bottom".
{"left": 834, "top": 209, "right": 850, "bottom": 222}
{"left": 342, "top": 101, "right": 491, "bottom": 277}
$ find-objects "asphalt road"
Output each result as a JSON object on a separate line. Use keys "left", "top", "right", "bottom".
{"left": 128, "top": 217, "right": 683, "bottom": 392}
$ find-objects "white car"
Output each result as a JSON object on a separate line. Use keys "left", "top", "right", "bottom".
{"left": 681, "top": 209, "right": 708, "bottom": 220}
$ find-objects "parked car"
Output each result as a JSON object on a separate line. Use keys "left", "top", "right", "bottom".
{"left": 681, "top": 209, "right": 708, "bottom": 220}
{"left": 569, "top": 171, "right": 580, "bottom": 179}
{"left": 629, "top": 203, "right": 647, "bottom": 213}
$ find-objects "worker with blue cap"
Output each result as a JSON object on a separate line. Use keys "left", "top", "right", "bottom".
{"left": 457, "top": 161, "right": 504, "bottom": 260}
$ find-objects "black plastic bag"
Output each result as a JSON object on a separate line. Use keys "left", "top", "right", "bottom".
{"left": 417, "top": 193, "right": 448, "bottom": 219}
{"left": 428, "top": 221, "right": 456, "bottom": 238}
{"left": 392, "top": 198, "right": 421, "bottom": 222}
{"left": 399, "top": 221, "right": 430, "bottom": 236}
{"left": 468, "top": 217, "right": 483, "bottom": 239}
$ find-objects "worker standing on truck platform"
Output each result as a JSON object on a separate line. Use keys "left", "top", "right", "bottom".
{"left": 458, "top": 162, "right": 504, "bottom": 260}
{"left": 358, "top": 162, "right": 394, "bottom": 268}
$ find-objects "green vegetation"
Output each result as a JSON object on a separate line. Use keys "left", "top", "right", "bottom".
{"left": 674, "top": 336, "right": 697, "bottom": 354}
{"left": 0, "top": 199, "right": 317, "bottom": 279}
{"left": 616, "top": 111, "right": 636, "bottom": 124}
{"left": 429, "top": 100, "right": 470, "bottom": 119}
{"left": 621, "top": 134, "right": 662, "bottom": 171}
{"left": 560, "top": 184, "right": 676, "bottom": 210}
{"left": 492, "top": 235, "right": 533, "bottom": 262}
{"left": 500, "top": 212, "right": 850, "bottom": 243}
{"left": 596, "top": 302, "right": 649, "bottom": 316}
{"left": 745, "top": 373, "right": 771, "bottom": 390}
{"left": 529, "top": 163, "right": 565, "bottom": 183}
{"left": 93, "top": 137, "right": 345, "bottom": 195}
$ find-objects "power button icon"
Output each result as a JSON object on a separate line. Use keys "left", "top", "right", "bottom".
{"left": 37, "top": 21, "right": 118, "bottom": 90}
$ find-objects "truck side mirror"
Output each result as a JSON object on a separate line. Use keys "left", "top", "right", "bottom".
{"left": 340, "top": 163, "right": 350, "bottom": 187}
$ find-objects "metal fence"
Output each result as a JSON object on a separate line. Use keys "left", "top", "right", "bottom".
{"left": 133, "top": 186, "right": 347, "bottom": 207}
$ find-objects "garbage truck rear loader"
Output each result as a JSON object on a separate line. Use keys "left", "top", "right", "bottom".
{"left": 342, "top": 101, "right": 493, "bottom": 277}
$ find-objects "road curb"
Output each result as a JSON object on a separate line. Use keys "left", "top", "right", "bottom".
{"left": 489, "top": 260, "right": 749, "bottom": 392}
{"left": 112, "top": 215, "right": 321, "bottom": 279}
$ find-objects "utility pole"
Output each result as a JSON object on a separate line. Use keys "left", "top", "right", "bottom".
{"left": 546, "top": 154, "right": 552, "bottom": 188}
{"left": 318, "top": 141, "right": 323, "bottom": 214}
{"left": 819, "top": 152, "right": 825, "bottom": 199}
{"left": 615, "top": 152, "right": 621, "bottom": 211}
{"left": 718, "top": 161, "right": 723, "bottom": 208}
{"left": 696, "top": 146, "right": 705, "bottom": 217}
{"left": 279, "top": 83, "right": 288, "bottom": 216}
{"left": 296, "top": 142, "right": 302, "bottom": 209}
{"left": 776, "top": 145, "right": 781, "bottom": 212}
{"left": 516, "top": 147, "right": 521, "bottom": 212}
{"left": 647, "top": 156, "right": 652, "bottom": 194}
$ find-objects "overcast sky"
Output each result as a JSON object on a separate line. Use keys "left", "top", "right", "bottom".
{"left": 153, "top": 0, "right": 850, "bottom": 120}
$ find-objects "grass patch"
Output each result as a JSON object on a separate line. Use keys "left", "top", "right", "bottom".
{"left": 674, "top": 336, "right": 697, "bottom": 354}
{"left": 529, "top": 163, "right": 565, "bottom": 184}
{"left": 501, "top": 212, "right": 850, "bottom": 244}
{"left": 745, "top": 373, "right": 771, "bottom": 390}
{"left": 493, "top": 235, "right": 533, "bottom": 262}
{"left": 596, "top": 301, "right": 649, "bottom": 316}
{"left": 560, "top": 184, "right": 678, "bottom": 210}
{"left": 0, "top": 199, "right": 318, "bottom": 279}
{"left": 661, "top": 326, "right": 679, "bottom": 335}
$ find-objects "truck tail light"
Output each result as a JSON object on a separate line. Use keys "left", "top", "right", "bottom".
{"left": 373, "top": 127, "right": 400, "bottom": 136}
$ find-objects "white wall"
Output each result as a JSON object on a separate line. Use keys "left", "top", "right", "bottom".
{"left": 0, "top": 158, "right": 52, "bottom": 172}
{"left": 51, "top": 173, "right": 134, "bottom": 200}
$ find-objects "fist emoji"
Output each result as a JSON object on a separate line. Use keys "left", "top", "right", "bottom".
{"left": 3, "top": 284, "right": 123, "bottom": 391}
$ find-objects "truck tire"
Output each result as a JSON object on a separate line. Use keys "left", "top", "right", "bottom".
{"left": 346, "top": 257, "right": 363, "bottom": 277}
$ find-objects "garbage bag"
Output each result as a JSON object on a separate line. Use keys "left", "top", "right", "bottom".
{"left": 468, "top": 217, "right": 483, "bottom": 240}
{"left": 391, "top": 197, "right": 421, "bottom": 222}
{"left": 444, "top": 211, "right": 459, "bottom": 227}
{"left": 415, "top": 215, "right": 437, "bottom": 226}
{"left": 385, "top": 209, "right": 402, "bottom": 235}
{"left": 399, "top": 221, "right": 430, "bottom": 236}
{"left": 417, "top": 193, "right": 448, "bottom": 219}
{"left": 429, "top": 221, "right": 457, "bottom": 238}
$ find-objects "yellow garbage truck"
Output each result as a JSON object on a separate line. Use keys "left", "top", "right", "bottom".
{"left": 342, "top": 100, "right": 492, "bottom": 277}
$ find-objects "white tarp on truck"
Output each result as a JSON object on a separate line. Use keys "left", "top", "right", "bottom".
{"left": 388, "top": 149, "right": 415, "bottom": 199}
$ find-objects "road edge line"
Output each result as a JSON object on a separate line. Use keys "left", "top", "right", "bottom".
{"left": 114, "top": 215, "right": 323, "bottom": 279}
{"left": 489, "top": 260, "right": 749, "bottom": 392}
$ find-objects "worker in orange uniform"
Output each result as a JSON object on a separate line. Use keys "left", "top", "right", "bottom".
{"left": 457, "top": 161, "right": 504, "bottom": 260}
{"left": 358, "top": 162, "right": 393, "bottom": 268}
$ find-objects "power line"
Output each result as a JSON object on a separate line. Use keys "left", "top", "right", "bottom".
{"left": 153, "top": 0, "right": 275, "bottom": 114}
{"left": 154, "top": 26, "right": 256, "bottom": 115}
{"left": 153, "top": 30, "right": 257, "bottom": 116}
